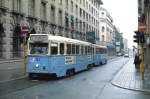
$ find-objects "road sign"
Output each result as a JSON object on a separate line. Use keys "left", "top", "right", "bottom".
{"left": 138, "top": 23, "right": 146, "bottom": 32}
{"left": 86, "top": 31, "right": 96, "bottom": 44}
{"left": 21, "top": 26, "right": 29, "bottom": 37}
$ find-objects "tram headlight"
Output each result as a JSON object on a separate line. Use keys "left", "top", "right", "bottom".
{"left": 35, "top": 64, "right": 39, "bottom": 68}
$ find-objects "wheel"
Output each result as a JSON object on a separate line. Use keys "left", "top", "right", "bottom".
{"left": 66, "top": 69, "right": 75, "bottom": 77}
{"left": 28, "top": 73, "right": 33, "bottom": 80}
{"left": 87, "top": 64, "right": 90, "bottom": 69}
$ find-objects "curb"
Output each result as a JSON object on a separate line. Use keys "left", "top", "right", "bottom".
{"left": 111, "top": 81, "right": 150, "bottom": 94}
{"left": 111, "top": 58, "right": 150, "bottom": 93}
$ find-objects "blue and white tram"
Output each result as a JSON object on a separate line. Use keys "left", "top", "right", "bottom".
{"left": 27, "top": 34, "right": 107, "bottom": 77}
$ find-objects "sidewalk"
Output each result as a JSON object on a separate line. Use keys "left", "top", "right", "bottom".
{"left": 0, "top": 59, "right": 26, "bottom": 83}
{"left": 112, "top": 58, "right": 150, "bottom": 93}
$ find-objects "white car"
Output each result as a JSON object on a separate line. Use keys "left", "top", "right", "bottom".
{"left": 117, "top": 53, "right": 122, "bottom": 56}
{"left": 124, "top": 54, "right": 129, "bottom": 57}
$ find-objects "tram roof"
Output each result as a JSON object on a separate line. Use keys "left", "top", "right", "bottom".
{"left": 29, "top": 34, "right": 107, "bottom": 48}
{"left": 92, "top": 44, "right": 107, "bottom": 49}
{"left": 29, "top": 34, "right": 91, "bottom": 45}
{"left": 49, "top": 35, "right": 91, "bottom": 45}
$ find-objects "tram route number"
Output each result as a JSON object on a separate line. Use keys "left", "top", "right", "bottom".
{"left": 30, "top": 35, "right": 48, "bottom": 41}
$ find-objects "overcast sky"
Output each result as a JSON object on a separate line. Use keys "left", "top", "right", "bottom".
{"left": 101, "top": 0, "right": 138, "bottom": 48}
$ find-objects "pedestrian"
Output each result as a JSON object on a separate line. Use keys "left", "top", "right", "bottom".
{"left": 134, "top": 53, "right": 141, "bottom": 69}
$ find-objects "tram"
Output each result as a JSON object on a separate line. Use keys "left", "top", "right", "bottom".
{"left": 27, "top": 34, "right": 107, "bottom": 78}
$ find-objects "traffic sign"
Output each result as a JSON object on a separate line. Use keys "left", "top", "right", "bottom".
{"left": 21, "top": 26, "right": 29, "bottom": 37}
{"left": 138, "top": 22, "right": 146, "bottom": 32}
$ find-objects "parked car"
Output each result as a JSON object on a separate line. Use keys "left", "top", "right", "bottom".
{"left": 124, "top": 53, "right": 129, "bottom": 57}
{"left": 117, "top": 53, "right": 122, "bottom": 56}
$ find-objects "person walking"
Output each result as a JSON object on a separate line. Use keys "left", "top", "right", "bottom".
{"left": 134, "top": 53, "right": 141, "bottom": 69}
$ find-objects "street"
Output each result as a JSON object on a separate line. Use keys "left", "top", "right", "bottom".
{"left": 1, "top": 57, "right": 150, "bottom": 99}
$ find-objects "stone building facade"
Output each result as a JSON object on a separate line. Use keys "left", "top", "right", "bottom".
{"left": 99, "top": 7, "right": 116, "bottom": 56}
{"left": 0, "top": 0, "right": 101, "bottom": 59}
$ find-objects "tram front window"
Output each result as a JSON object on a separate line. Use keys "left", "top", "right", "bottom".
{"left": 29, "top": 43, "right": 48, "bottom": 55}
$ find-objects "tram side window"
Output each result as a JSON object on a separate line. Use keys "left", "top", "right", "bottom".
{"left": 67, "top": 44, "right": 71, "bottom": 54}
{"left": 99, "top": 48, "right": 102, "bottom": 54}
{"left": 93, "top": 47, "right": 95, "bottom": 54}
{"left": 106, "top": 49, "right": 107, "bottom": 54}
{"left": 76, "top": 45, "right": 79, "bottom": 54}
{"left": 101, "top": 48, "right": 105, "bottom": 54}
{"left": 88, "top": 46, "right": 91, "bottom": 54}
{"left": 96, "top": 48, "right": 98, "bottom": 54}
{"left": 85, "top": 46, "right": 88, "bottom": 55}
{"left": 60, "top": 43, "right": 64, "bottom": 55}
{"left": 81, "top": 45, "right": 84, "bottom": 55}
{"left": 72, "top": 44, "right": 76, "bottom": 55}
{"left": 51, "top": 42, "right": 58, "bottom": 55}
{"left": 104, "top": 48, "right": 107, "bottom": 54}
{"left": 99, "top": 48, "right": 101, "bottom": 54}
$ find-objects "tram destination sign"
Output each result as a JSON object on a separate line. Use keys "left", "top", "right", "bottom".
{"left": 30, "top": 35, "right": 48, "bottom": 41}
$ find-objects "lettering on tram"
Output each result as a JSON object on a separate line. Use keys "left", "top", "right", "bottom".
{"left": 65, "top": 56, "right": 75, "bottom": 64}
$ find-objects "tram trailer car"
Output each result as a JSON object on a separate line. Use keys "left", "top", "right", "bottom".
{"left": 27, "top": 34, "right": 107, "bottom": 78}
{"left": 92, "top": 44, "right": 107, "bottom": 66}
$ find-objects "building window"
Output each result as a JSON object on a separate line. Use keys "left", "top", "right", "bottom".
{"left": 40, "top": 1, "right": 46, "bottom": 20}
{"left": 51, "top": 6, "right": 55, "bottom": 24}
{"left": 79, "top": 20, "right": 82, "bottom": 31}
{"left": 28, "top": 0, "right": 35, "bottom": 16}
{"left": 86, "top": 13, "right": 88, "bottom": 21}
{"left": 13, "top": 0, "right": 21, "bottom": 12}
{"left": 101, "top": 12, "right": 104, "bottom": 17}
{"left": 80, "top": 8, "right": 82, "bottom": 17}
{"left": 71, "top": 16, "right": 74, "bottom": 29}
{"left": 0, "top": 0, "right": 4, "bottom": 7}
{"left": 71, "top": 1, "right": 73, "bottom": 12}
{"left": 83, "top": 22, "right": 85, "bottom": 32}
{"left": 102, "top": 35, "right": 104, "bottom": 41}
{"left": 86, "top": 24, "right": 88, "bottom": 31}
{"left": 83, "top": 11, "right": 85, "bottom": 20}
{"left": 65, "top": 0, "right": 68, "bottom": 8}
{"left": 59, "top": 0, "right": 62, "bottom": 5}
{"left": 75, "top": 18, "right": 78, "bottom": 29}
{"left": 86, "top": 1, "right": 88, "bottom": 9}
{"left": 83, "top": 0, "right": 85, "bottom": 7}
{"left": 80, "top": 0, "right": 82, "bottom": 4}
{"left": 65, "top": 13, "right": 69, "bottom": 27}
{"left": 102, "top": 26, "right": 105, "bottom": 32}
{"left": 75, "top": 5, "right": 78, "bottom": 15}
{"left": 58, "top": 10, "right": 63, "bottom": 25}
{"left": 16, "top": 0, "right": 21, "bottom": 12}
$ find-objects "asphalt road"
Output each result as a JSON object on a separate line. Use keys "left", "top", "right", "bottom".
{"left": 1, "top": 57, "right": 150, "bottom": 99}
